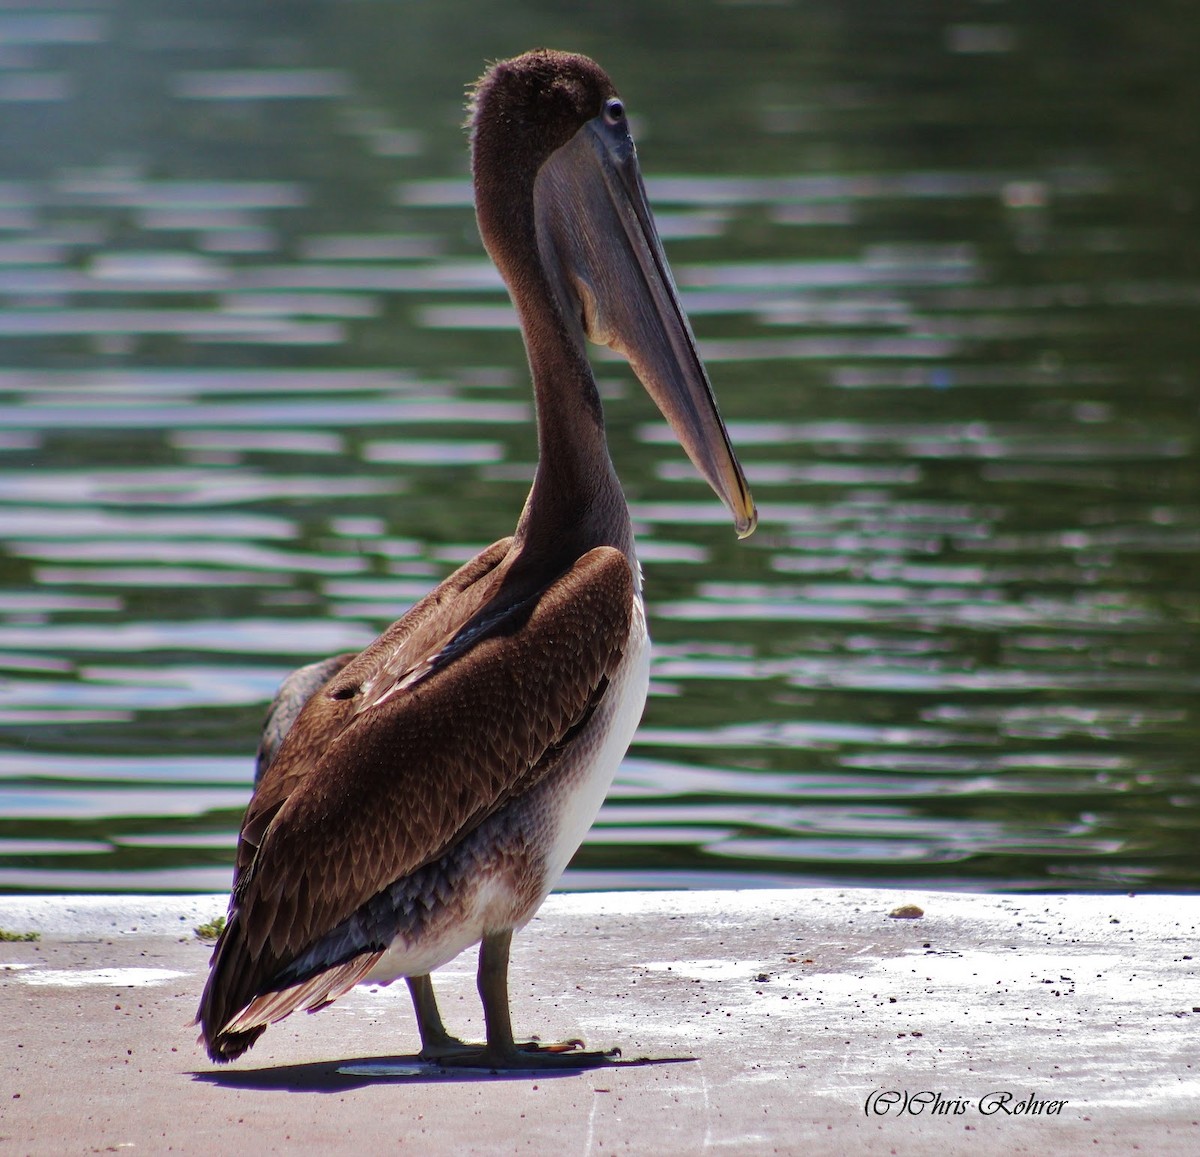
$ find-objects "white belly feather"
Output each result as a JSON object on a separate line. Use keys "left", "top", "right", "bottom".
{"left": 538, "top": 591, "right": 649, "bottom": 889}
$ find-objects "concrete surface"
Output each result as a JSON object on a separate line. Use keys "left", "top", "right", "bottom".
{"left": 0, "top": 888, "right": 1196, "bottom": 1155}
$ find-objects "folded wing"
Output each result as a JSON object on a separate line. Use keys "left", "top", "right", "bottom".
{"left": 197, "top": 543, "right": 633, "bottom": 1060}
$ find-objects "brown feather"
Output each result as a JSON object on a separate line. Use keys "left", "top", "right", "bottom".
{"left": 197, "top": 544, "right": 632, "bottom": 1059}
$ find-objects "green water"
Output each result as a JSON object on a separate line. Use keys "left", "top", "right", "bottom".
{"left": 0, "top": 1, "right": 1197, "bottom": 893}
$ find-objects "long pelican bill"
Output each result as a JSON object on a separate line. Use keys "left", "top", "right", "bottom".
{"left": 533, "top": 106, "right": 758, "bottom": 539}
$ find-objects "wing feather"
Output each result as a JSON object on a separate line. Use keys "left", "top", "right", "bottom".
{"left": 198, "top": 543, "right": 634, "bottom": 1059}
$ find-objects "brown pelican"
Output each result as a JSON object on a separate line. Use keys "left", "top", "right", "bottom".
{"left": 197, "top": 48, "right": 756, "bottom": 1070}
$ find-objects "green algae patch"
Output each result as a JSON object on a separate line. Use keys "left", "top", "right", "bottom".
{"left": 193, "top": 916, "right": 226, "bottom": 942}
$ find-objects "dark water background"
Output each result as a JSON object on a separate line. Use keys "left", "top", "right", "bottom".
{"left": 1, "top": 1, "right": 1197, "bottom": 893}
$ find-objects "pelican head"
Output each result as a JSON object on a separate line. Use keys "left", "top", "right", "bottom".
{"left": 471, "top": 50, "right": 757, "bottom": 538}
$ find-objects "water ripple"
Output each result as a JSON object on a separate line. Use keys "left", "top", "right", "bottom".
{"left": 0, "top": 4, "right": 1196, "bottom": 893}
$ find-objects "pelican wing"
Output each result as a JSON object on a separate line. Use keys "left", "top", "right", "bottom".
{"left": 198, "top": 543, "right": 633, "bottom": 1058}
{"left": 240, "top": 536, "right": 515, "bottom": 858}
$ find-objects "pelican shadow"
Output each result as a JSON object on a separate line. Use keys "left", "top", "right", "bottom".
{"left": 191, "top": 1052, "right": 696, "bottom": 1092}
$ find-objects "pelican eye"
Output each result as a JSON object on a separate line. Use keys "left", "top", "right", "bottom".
{"left": 603, "top": 98, "right": 625, "bottom": 126}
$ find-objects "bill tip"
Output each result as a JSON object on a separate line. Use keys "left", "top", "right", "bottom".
{"left": 734, "top": 505, "right": 758, "bottom": 540}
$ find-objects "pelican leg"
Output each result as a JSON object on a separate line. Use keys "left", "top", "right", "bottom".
{"left": 439, "top": 929, "right": 618, "bottom": 1069}
{"left": 406, "top": 974, "right": 478, "bottom": 1060}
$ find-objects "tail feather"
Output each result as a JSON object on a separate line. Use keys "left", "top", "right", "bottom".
{"left": 223, "top": 952, "right": 383, "bottom": 1036}
{"left": 196, "top": 1022, "right": 266, "bottom": 1064}
{"left": 196, "top": 909, "right": 383, "bottom": 1063}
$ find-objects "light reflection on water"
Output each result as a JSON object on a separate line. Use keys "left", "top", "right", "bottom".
{"left": 0, "top": 2, "right": 1197, "bottom": 894}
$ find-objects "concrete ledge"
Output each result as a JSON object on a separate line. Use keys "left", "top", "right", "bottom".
{"left": 1, "top": 888, "right": 1196, "bottom": 1155}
